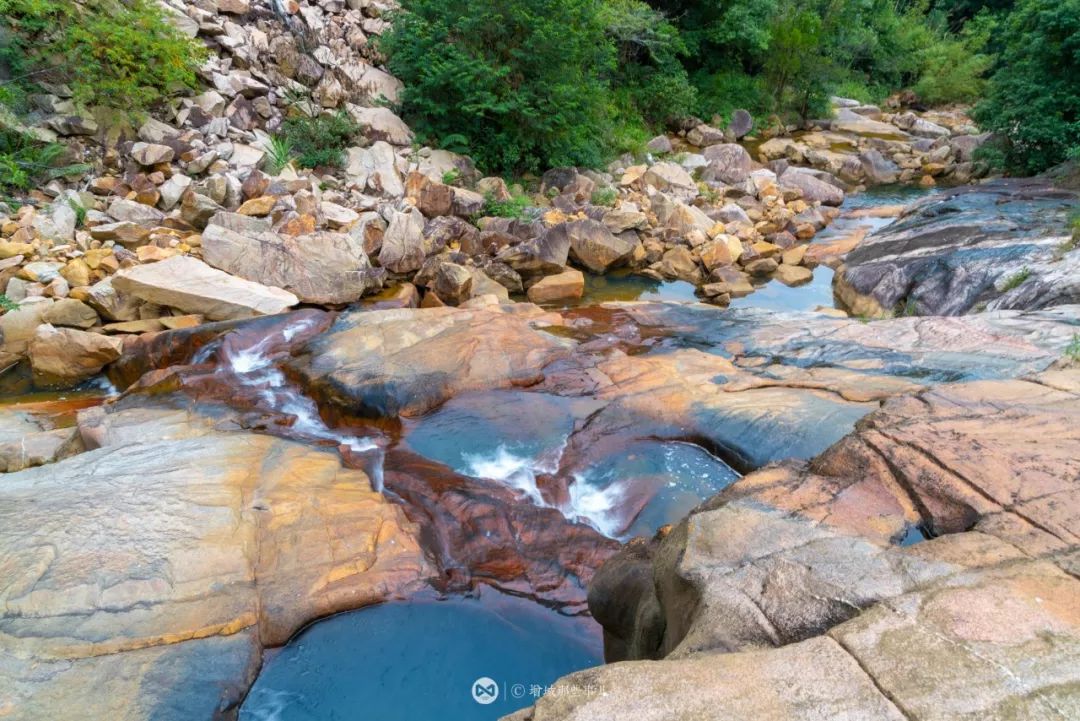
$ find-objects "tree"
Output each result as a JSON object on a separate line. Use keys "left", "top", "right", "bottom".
{"left": 973, "top": 0, "right": 1080, "bottom": 173}
{"left": 380, "top": 0, "right": 617, "bottom": 173}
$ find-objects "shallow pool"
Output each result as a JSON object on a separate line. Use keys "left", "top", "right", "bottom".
{"left": 240, "top": 589, "right": 603, "bottom": 721}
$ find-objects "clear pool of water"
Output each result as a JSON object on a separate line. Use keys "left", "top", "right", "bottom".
{"left": 240, "top": 589, "right": 603, "bottom": 721}
{"left": 566, "top": 440, "right": 740, "bottom": 538}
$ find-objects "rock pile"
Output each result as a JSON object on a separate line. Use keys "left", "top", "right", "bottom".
{"left": 0, "top": 2, "right": 1004, "bottom": 391}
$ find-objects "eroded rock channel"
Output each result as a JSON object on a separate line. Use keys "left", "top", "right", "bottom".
{"left": 1, "top": 186, "right": 1079, "bottom": 721}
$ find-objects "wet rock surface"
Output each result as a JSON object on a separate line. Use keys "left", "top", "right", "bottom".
{"left": 291, "top": 304, "right": 570, "bottom": 418}
{"left": 836, "top": 179, "right": 1079, "bottom": 316}
{"left": 1, "top": 285, "right": 1078, "bottom": 720}
{"left": 508, "top": 371, "right": 1080, "bottom": 721}
{"left": 0, "top": 399, "right": 430, "bottom": 720}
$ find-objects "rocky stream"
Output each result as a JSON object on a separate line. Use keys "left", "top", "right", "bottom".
{"left": 1, "top": 1, "right": 1079, "bottom": 719}
{"left": 2, "top": 179, "right": 1079, "bottom": 721}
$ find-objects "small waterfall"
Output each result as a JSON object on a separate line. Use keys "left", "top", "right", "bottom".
{"left": 213, "top": 318, "right": 384, "bottom": 492}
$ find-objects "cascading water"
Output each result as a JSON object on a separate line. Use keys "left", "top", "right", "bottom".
{"left": 207, "top": 318, "right": 385, "bottom": 492}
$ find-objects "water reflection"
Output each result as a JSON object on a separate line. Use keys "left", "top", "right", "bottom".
{"left": 240, "top": 589, "right": 603, "bottom": 721}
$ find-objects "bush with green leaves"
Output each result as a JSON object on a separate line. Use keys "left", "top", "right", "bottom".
{"left": 381, "top": 0, "right": 618, "bottom": 174}
{"left": 264, "top": 135, "right": 295, "bottom": 174}
{"left": 280, "top": 111, "right": 361, "bottom": 169}
{"left": 973, "top": 0, "right": 1080, "bottom": 174}
{"left": 0, "top": 0, "right": 204, "bottom": 114}
{"left": 0, "top": 126, "right": 90, "bottom": 196}
{"left": 481, "top": 192, "right": 534, "bottom": 219}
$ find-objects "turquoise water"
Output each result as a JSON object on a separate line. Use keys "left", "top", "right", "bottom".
{"left": 401, "top": 390, "right": 739, "bottom": 539}
{"left": 566, "top": 439, "right": 740, "bottom": 538}
{"left": 729, "top": 185, "right": 939, "bottom": 313}
{"left": 240, "top": 590, "right": 603, "bottom": 721}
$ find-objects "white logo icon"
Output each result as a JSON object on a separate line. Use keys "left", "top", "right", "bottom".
{"left": 472, "top": 677, "right": 499, "bottom": 705}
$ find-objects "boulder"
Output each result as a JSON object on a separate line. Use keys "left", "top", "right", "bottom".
{"left": 28, "top": 325, "right": 123, "bottom": 387}
{"left": 642, "top": 162, "right": 696, "bottom": 196}
{"left": 701, "top": 144, "right": 753, "bottom": 184}
{"left": 832, "top": 108, "right": 909, "bottom": 139}
{"left": 201, "top": 223, "right": 380, "bottom": 304}
{"left": 527, "top": 269, "right": 585, "bottom": 304}
{"left": 344, "top": 141, "right": 404, "bottom": 198}
{"left": 40, "top": 298, "right": 99, "bottom": 329}
{"left": 726, "top": 109, "right": 753, "bottom": 139}
{"left": 347, "top": 105, "right": 414, "bottom": 146}
{"left": 130, "top": 142, "right": 175, "bottom": 166}
{"left": 108, "top": 198, "right": 165, "bottom": 224}
{"left": 292, "top": 305, "right": 570, "bottom": 418}
{"left": 85, "top": 277, "right": 143, "bottom": 322}
{"left": 497, "top": 224, "right": 572, "bottom": 276}
{"left": 645, "top": 135, "right": 672, "bottom": 154}
{"left": 0, "top": 403, "right": 429, "bottom": 720}
{"left": 687, "top": 124, "right": 725, "bottom": 147}
{"left": 431, "top": 262, "right": 474, "bottom": 306}
{"left": 772, "top": 263, "right": 813, "bottom": 286}
{"left": 112, "top": 255, "right": 298, "bottom": 320}
{"left": 379, "top": 206, "right": 427, "bottom": 274}
{"left": 566, "top": 219, "right": 637, "bottom": 274}
{"left": 780, "top": 169, "right": 844, "bottom": 206}
{"left": 0, "top": 409, "right": 81, "bottom": 473}
{"left": 859, "top": 149, "right": 901, "bottom": 185}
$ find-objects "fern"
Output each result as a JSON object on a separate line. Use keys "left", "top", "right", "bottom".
{"left": 264, "top": 135, "right": 295, "bottom": 174}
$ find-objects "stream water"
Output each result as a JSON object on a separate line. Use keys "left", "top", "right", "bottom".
{"left": 232, "top": 185, "right": 940, "bottom": 720}
{"left": 240, "top": 589, "right": 603, "bottom": 721}
{"left": 0, "top": 186, "right": 935, "bottom": 719}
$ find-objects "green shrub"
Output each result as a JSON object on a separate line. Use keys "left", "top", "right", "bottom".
{"left": 692, "top": 69, "right": 772, "bottom": 123}
{"left": 591, "top": 187, "right": 618, "bottom": 206}
{"left": 0, "top": 127, "right": 90, "bottom": 196}
{"left": 381, "top": 0, "right": 618, "bottom": 174}
{"left": 481, "top": 192, "right": 534, "bottom": 219}
{"left": 1001, "top": 266, "right": 1032, "bottom": 291}
{"left": 913, "top": 13, "right": 995, "bottom": 105}
{"left": 973, "top": 0, "right": 1080, "bottom": 174}
{"left": 1065, "top": 332, "right": 1080, "bottom": 362}
{"left": 441, "top": 168, "right": 462, "bottom": 186}
{"left": 264, "top": 135, "right": 295, "bottom": 174}
{"left": 0, "top": 0, "right": 204, "bottom": 114}
{"left": 280, "top": 112, "right": 361, "bottom": 169}
{"left": 0, "top": 294, "right": 18, "bottom": 312}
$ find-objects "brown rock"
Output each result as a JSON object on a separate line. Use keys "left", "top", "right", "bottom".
{"left": 41, "top": 298, "right": 99, "bottom": 329}
{"left": 112, "top": 255, "right": 298, "bottom": 321}
{"left": 527, "top": 269, "right": 585, "bottom": 304}
{"left": 28, "top": 325, "right": 123, "bottom": 386}
{"left": 772, "top": 264, "right": 813, "bottom": 286}
{"left": 0, "top": 403, "right": 429, "bottom": 720}
{"left": 237, "top": 195, "right": 278, "bottom": 216}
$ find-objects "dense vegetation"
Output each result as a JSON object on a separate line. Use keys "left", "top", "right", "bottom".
{"left": 382, "top": 0, "right": 1014, "bottom": 173}
{"left": 0, "top": 0, "right": 1072, "bottom": 184}
{"left": 0, "top": 0, "right": 203, "bottom": 113}
{"left": 972, "top": 0, "right": 1080, "bottom": 174}
{"left": 0, "top": 0, "right": 204, "bottom": 196}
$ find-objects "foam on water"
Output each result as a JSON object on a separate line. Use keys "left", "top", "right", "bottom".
{"left": 564, "top": 477, "right": 626, "bottom": 538}
{"left": 462, "top": 445, "right": 550, "bottom": 505}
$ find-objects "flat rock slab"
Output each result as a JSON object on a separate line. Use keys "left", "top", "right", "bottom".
{"left": 505, "top": 635, "right": 908, "bottom": 721}
{"left": 293, "top": 305, "right": 571, "bottom": 417}
{"left": 113, "top": 255, "right": 298, "bottom": 321}
{"left": 0, "top": 403, "right": 430, "bottom": 720}
{"left": 512, "top": 371, "right": 1080, "bottom": 721}
{"left": 614, "top": 302, "right": 1078, "bottom": 382}
{"left": 836, "top": 180, "right": 1078, "bottom": 316}
{"left": 202, "top": 223, "right": 380, "bottom": 304}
